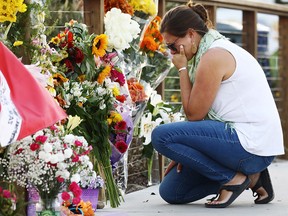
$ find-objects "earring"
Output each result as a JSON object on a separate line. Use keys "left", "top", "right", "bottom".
{"left": 191, "top": 42, "right": 197, "bottom": 54}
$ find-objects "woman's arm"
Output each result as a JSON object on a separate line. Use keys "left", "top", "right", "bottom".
{"left": 173, "top": 46, "right": 235, "bottom": 121}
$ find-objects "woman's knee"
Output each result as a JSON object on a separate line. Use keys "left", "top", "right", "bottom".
{"left": 151, "top": 125, "right": 166, "bottom": 149}
{"left": 159, "top": 181, "right": 180, "bottom": 204}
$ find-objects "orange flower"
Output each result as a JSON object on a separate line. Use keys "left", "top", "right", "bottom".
{"left": 140, "top": 36, "right": 158, "bottom": 52}
{"left": 104, "top": 0, "right": 134, "bottom": 15}
{"left": 127, "top": 78, "right": 147, "bottom": 102}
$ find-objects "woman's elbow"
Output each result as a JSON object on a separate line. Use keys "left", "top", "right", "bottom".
{"left": 185, "top": 112, "right": 205, "bottom": 121}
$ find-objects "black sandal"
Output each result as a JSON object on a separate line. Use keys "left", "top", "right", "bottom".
{"left": 251, "top": 168, "right": 274, "bottom": 204}
{"left": 205, "top": 177, "right": 251, "bottom": 208}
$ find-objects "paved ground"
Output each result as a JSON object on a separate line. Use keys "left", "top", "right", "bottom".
{"left": 96, "top": 159, "right": 288, "bottom": 216}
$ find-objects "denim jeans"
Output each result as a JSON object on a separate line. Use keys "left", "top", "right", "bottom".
{"left": 151, "top": 120, "right": 274, "bottom": 204}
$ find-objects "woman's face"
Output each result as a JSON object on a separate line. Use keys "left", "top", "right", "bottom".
{"left": 162, "top": 30, "right": 195, "bottom": 60}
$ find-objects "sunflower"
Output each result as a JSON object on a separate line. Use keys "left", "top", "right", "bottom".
{"left": 92, "top": 34, "right": 108, "bottom": 57}
{"left": 97, "top": 65, "right": 111, "bottom": 84}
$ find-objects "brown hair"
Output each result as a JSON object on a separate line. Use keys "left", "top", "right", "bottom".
{"left": 160, "top": 1, "right": 213, "bottom": 37}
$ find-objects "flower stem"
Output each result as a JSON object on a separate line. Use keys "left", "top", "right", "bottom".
{"left": 3, "top": 22, "right": 13, "bottom": 41}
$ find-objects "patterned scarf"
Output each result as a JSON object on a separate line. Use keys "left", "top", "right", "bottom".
{"left": 187, "top": 29, "right": 233, "bottom": 127}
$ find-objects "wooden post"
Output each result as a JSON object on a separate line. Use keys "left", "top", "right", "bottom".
{"left": 279, "top": 16, "right": 288, "bottom": 159}
{"left": 242, "top": 11, "right": 258, "bottom": 57}
{"left": 83, "top": 0, "right": 104, "bottom": 34}
{"left": 205, "top": 5, "right": 217, "bottom": 28}
{"left": 157, "top": 0, "right": 166, "bottom": 182}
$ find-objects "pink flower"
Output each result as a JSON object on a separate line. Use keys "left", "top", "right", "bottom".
{"left": 74, "top": 140, "right": 83, "bottom": 147}
{"left": 35, "top": 135, "right": 48, "bottom": 143}
{"left": 72, "top": 154, "right": 80, "bottom": 162}
{"left": 72, "top": 196, "right": 81, "bottom": 205}
{"left": 69, "top": 182, "right": 82, "bottom": 197}
{"left": 30, "top": 143, "right": 40, "bottom": 151}
{"left": 61, "top": 191, "right": 71, "bottom": 201}
{"left": 3, "top": 190, "right": 11, "bottom": 198}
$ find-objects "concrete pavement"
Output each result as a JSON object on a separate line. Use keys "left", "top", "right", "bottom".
{"left": 96, "top": 159, "right": 288, "bottom": 216}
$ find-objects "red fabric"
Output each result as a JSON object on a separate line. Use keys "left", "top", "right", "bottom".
{"left": 0, "top": 42, "right": 67, "bottom": 140}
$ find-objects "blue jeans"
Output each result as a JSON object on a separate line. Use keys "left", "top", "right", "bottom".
{"left": 151, "top": 120, "right": 274, "bottom": 204}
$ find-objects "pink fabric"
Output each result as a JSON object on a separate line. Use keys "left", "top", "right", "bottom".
{"left": 0, "top": 42, "right": 67, "bottom": 140}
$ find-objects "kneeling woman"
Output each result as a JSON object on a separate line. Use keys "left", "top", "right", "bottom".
{"left": 151, "top": 1, "right": 284, "bottom": 208}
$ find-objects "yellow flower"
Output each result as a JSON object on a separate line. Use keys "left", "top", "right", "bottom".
{"left": 92, "top": 34, "right": 108, "bottom": 57}
{"left": 13, "top": 40, "right": 23, "bottom": 46}
{"left": 67, "top": 115, "right": 82, "bottom": 132}
{"left": 110, "top": 111, "right": 123, "bottom": 123}
{"left": 128, "top": 0, "right": 157, "bottom": 16}
{"left": 97, "top": 65, "right": 111, "bottom": 84}
{"left": 50, "top": 36, "right": 61, "bottom": 45}
{"left": 0, "top": 0, "right": 27, "bottom": 23}
{"left": 112, "top": 86, "right": 120, "bottom": 97}
{"left": 48, "top": 87, "right": 56, "bottom": 97}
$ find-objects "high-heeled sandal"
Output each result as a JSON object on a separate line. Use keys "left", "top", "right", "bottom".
{"left": 251, "top": 168, "right": 274, "bottom": 204}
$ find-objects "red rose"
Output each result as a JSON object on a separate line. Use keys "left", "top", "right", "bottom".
{"left": 115, "top": 140, "right": 128, "bottom": 153}
{"left": 30, "top": 143, "right": 40, "bottom": 151}
{"left": 73, "top": 47, "right": 84, "bottom": 63}
{"left": 63, "top": 59, "right": 74, "bottom": 72}
{"left": 61, "top": 191, "right": 71, "bottom": 201}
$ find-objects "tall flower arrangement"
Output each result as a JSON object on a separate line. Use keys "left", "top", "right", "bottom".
{"left": 29, "top": 7, "right": 140, "bottom": 207}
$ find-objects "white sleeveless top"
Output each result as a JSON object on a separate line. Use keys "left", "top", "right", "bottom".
{"left": 209, "top": 39, "right": 284, "bottom": 156}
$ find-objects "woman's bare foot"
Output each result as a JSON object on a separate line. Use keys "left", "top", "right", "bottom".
{"left": 249, "top": 173, "right": 269, "bottom": 202}
{"left": 207, "top": 172, "right": 247, "bottom": 205}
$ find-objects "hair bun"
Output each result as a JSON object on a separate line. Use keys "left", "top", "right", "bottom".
{"left": 192, "top": 4, "right": 208, "bottom": 23}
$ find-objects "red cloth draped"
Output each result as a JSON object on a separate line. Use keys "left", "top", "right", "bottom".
{"left": 0, "top": 42, "right": 67, "bottom": 140}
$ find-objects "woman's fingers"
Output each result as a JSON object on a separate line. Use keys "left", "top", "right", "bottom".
{"left": 164, "top": 160, "right": 177, "bottom": 176}
{"left": 164, "top": 161, "right": 183, "bottom": 176}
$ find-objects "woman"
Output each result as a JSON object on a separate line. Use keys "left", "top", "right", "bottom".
{"left": 151, "top": 1, "right": 284, "bottom": 208}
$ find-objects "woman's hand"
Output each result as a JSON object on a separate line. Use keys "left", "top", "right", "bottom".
{"left": 164, "top": 160, "right": 183, "bottom": 176}
{"left": 172, "top": 45, "right": 188, "bottom": 70}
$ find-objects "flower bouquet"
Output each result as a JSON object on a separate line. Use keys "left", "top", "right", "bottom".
{"left": 29, "top": 9, "right": 139, "bottom": 206}
{"left": 0, "top": 116, "right": 96, "bottom": 215}
{"left": 139, "top": 16, "right": 172, "bottom": 89}
{"left": 138, "top": 91, "right": 185, "bottom": 184}
{"left": 0, "top": 183, "right": 26, "bottom": 216}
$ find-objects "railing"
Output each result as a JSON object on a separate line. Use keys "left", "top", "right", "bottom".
{"left": 81, "top": 0, "right": 288, "bottom": 183}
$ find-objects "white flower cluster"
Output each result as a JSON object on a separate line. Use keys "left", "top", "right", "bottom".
{"left": 139, "top": 91, "right": 185, "bottom": 145}
{"left": 0, "top": 125, "right": 102, "bottom": 193}
{"left": 104, "top": 8, "right": 141, "bottom": 52}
